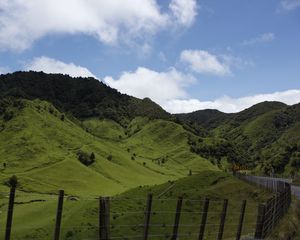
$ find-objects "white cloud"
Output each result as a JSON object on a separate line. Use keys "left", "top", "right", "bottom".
{"left": 0, "top": 0, "right": 197, "bottom": 51}
{"left": 280, "top": 0, "right": 300, "bottom": 10}
{"left": 169, "top": 0, "right": 198, "bottom": 26}
{"left": 164, "top": 90, "right": 300, "bottom": 113}
{"left": 180, "top": 50, "right": 231, "bottom": 76}
{"left": 242, "top": 33, "right": 275, "bottom": 46}
{"left": 104, "top": 67, "right": 195, "bottom": 104}
{"left": 25, "top": 56, "right": 96, "bottom": 78}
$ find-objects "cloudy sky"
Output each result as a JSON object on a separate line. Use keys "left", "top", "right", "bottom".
{"left": 0, "top": 0, "right": 300, "bottom": 113}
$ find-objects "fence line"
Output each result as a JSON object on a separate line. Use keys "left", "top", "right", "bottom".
{"left": 235, "top": 172, "right": 292, "bottom": 239}
{"left": 0, "top": 174, "right": 292, "bottom": 240}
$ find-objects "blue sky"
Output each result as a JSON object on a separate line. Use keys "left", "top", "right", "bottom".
{"left": 0, "top": 0, "right": 300, "bottom": 113}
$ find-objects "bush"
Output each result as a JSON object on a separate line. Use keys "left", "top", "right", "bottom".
{"left": 107, "top": 155, "right": 113, "bottom": 161}
{"left": 77, "top": 151, "right": 95, "bottom": 166}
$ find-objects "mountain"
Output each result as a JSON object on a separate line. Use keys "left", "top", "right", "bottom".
{"left": 177, "top": 101, "right": 300, "bottom": 175}
{"left": 1, "top": 71, "right": 300, "bottom": 190}
{"left": 0, "top": 71, "right": 170, "bottom": 125}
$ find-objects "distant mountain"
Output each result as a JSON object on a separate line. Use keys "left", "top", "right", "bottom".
{"left": 176, "top": 101, "right": 287, "bottom": 129}
{"left": 175, "top": 109, "right": 230, "bottom": 130}
{"left": 0, "top": 71, "right": 170, "bottom": 125}
{"left": 177, "top": 101, "right": 300, "bottom": 175}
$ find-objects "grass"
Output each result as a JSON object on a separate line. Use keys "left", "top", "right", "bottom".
{"left": 0, "top": 99, "right": 217, "bottom": 196}
{"left": 0, "top": 171, "right": 271, "bottom": 240}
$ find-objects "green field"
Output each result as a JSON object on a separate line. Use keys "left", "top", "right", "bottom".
{"left": 0, "top": 171, "right": 271, "bottom": 240}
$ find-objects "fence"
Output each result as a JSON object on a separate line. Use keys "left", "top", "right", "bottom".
{"left": 235, "top": 173, "right": 292, "bottom": 239}
{"left": 0, "top": 177, "right": 291, "bottom": 240}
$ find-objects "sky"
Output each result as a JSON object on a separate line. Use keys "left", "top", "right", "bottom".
{"left": 0, "top": 0, "right": 300, "bottom": 113}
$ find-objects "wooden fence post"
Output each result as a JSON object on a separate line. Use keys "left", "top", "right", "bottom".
{"left": 99, "top": 197, "right": 110, "bottom": 240}
{"left": 143, "top": 194, "right": 153, "bottom": 240}
{"left": 236, "top": 200, "right": 247, "bottom": 240}
{"left": 255, "top": 203, "right": 266, "bottom": 239}
{"left": 5, "top": 186, "right": 16, "bottom": 240}
{"left": 171, "top": 196, "right": 183, "bottom": 240}
{"left": 105, "top": 197, "right": 110, "bottom": 240}
{"left": 99, "top": 197, "right": 105, "bottom": 240}
{"left": 217, "top": 199, "right": 228, "bottom": 240}
{"left": 54, "top": 190, "right": 64, "bottom": 240}
{"left": 198, "top": 198, "right": 210, "bottom": 240}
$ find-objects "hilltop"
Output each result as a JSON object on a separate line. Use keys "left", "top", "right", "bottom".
{"left": 0, "top": 71, "right": 170, "bottom": 125}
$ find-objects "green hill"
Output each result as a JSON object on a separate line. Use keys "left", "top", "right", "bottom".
{"left": 0, "top": 97, "right": 216, "bottom": 196}
{"left": 178, "top": 101, "right": 300, "bottom": 176}
{"left": 0, "top": 71, "right": 170, "bottom": 125}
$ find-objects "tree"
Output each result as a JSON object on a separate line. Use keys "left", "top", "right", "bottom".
{"left": 7, "top": 175, "right": 18, "bottom": 188}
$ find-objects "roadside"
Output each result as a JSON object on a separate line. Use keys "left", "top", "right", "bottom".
{"left": 268, "top": 198, "right": 300, "bottom": 240}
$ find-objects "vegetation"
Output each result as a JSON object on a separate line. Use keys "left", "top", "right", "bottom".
{"left": 178, "top": 101, "right": 300, "bottom": 176}
{"left": 0, "top": 72, "right": 300, "bottom": 238}
{"left": 0, "top": 71, "right": 170, "bottom": 125}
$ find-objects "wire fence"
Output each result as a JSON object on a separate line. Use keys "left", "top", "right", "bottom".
{"left": 235, "top": 172, "right": 292, "bottom": 239}
{"left": 0, "top": 174, "right": 291, "bottom": 240}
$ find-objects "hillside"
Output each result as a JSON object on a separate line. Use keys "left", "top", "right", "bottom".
{"left": 0, "top": 71, "right": 170, "bottom": 125}
{"left": 178, "top": 101, "right": 300, "bottom": 176}
{"left": 0, "top": 97, "right": 216, "bottom": 196}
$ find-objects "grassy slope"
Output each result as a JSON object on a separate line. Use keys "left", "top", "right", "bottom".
{"left": 211, "top": 104, "right": 300, "bottom": 175}
{"left": 0, "top": 99, "right": 217, "bottom": 196}
{"left": 0, "top": 171, "right": 271, "bottom": 240}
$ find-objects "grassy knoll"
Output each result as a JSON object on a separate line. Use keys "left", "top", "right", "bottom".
{"left": 0, "top": 171, "right": 271, "bottom": 240}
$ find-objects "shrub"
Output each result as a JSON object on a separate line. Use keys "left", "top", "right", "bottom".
{"left": 60, "top": 114, "right": 65, "bottom": 121}
{"left": 107, "top": 155, "right": 113, "bottom": 161}
{"left": 77, "top": 151, "right": 95, "bottom": 166}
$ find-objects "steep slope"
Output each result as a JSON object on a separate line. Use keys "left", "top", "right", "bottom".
{"left": 0, "top": 71, "right": 170, "bottom": 125}
{"left": 212, "top": 103, "right": 300, "bottom": 174}
{"left": 176, "top": 101, "right": 300, "bottom": 175}
{"left": 0, "top": 98, "right": 216, "bottom": 195}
